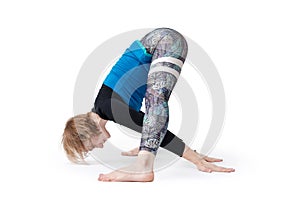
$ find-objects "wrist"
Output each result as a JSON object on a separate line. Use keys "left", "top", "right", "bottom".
{"left": 182, "top": 146, "right": 202, "bottom": 165}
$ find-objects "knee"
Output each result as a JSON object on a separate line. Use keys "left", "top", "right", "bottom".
{"left": 148, "top": 88, "right": 170, "bottom": 104}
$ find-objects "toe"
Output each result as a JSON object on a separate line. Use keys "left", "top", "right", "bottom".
{"left": 98, "top": 174, "right": 106, "bottom": 181}
{"left": 98, "top": 174, "right": 103, "bottom": 181}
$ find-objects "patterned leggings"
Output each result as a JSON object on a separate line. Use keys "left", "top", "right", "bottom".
{"left": 139, "top": 28, "right": 188, "bottom": 155}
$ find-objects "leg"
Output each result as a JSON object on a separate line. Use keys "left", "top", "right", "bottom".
{"left": 139, "top": 28, "right": 188, "bottom": 154}
{"left": 94, "top": 84, "right": 185, "bottom": 156}
{"left": 121, "top": 146, "right": 235, "bottom": 173}
{"left": 98, "top": 28, "right": 188, "bottom": 182}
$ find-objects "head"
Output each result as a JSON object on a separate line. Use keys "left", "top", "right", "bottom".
{"left": 62, "top": 112, "right": 110, "bottom": 163}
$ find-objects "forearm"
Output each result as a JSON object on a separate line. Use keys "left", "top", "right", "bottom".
{"left": 182, "top": 146, "right": 201, "bottom": 165}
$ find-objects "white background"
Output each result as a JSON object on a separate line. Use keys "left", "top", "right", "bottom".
{"left": 1, "top": 0, "right": 299, "bottom": 199}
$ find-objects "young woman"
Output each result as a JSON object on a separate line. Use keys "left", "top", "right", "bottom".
{"left": 62, "top": 28, "right": 235, "bottom": 182}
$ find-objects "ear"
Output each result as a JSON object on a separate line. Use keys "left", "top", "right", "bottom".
{"left": 88, "top": 112, "right": 98, "bottom": 122}
{"left": 87, "top": 112, "right": 102, "bottom": 133}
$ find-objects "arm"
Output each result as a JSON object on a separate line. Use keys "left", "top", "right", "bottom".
{"left": 122, "top": 146, "right": 235, "bottom": 173}
{"left": 97, "top": 94, "right": 235, "bottom": 173}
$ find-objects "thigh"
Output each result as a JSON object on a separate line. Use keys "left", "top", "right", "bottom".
{"left": 144, "top": 28, "right": 188, "bottom": 100}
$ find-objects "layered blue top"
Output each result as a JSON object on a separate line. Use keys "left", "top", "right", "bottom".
{"left": 103, "top": 40, "right": 153, "bottom": 111}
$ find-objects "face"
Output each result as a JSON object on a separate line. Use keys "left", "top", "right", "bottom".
{"left": 83, "top": 123, "right": 111, "bottom": 151}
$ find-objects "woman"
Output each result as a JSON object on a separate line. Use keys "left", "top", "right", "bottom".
{"left": 62, "top": 28, "right": 235, "bottom": 182}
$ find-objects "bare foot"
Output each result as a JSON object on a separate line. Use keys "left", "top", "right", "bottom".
{"left": 99, "top": 151, "right": 155, "bottom": 182}
{"left": 98, "top": 167, "right": 154, "bottom": 182}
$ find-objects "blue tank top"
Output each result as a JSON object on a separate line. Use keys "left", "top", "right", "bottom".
{"left": 103, "top": 40, "right": 153, "bottom": 111}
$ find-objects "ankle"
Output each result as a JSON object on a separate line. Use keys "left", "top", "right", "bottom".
{"left": 136, "top": 150, "right": 155, "bottom": 170}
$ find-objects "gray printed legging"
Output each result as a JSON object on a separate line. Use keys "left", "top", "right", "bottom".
{"left": 139, "top": 28, "right": 188, "bottom": 154}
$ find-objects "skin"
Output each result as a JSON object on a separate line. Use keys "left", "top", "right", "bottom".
{"left": 87, "top": 112, "right": 235, "bottom": 182}
{"left": 83, "top": 114, "right": 111, "bottom": 151}
{"left": 122, "top": 146, "right": 235, "bottom": 173}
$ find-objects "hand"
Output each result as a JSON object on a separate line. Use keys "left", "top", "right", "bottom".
{"left": 121, "top": 147, "right": 139, "bottom": 156}
{"left": 196, "top": 156, "right": 235, "bottom": 173}
{"left": 192, "top": 150, "right": 235, "bottom": 173}
{"left": 122, "top": 147, "right": 235, "bottom": 173}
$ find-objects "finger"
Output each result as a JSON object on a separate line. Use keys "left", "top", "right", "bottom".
{"left": 197, "top": 164, "right": 212, "bottom": 173}
{"left": 204, "top": 156, "right": 223, "bottom": 162}
{"left": 194, "top": 151, "right": 223, "bottom": 162}
{"left": 205, "top": 162, "right": 235, "bottom": 173}
{"left": 121, "top": 151, "right": 136, "bottom": 156}
{"left": 195, "top": 160, "right": 213, "bottom": 173}
{"left": 121, "top": 147, "right": 139, "bottom": 156}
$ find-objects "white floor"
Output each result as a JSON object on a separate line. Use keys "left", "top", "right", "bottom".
{"left": 2, "top": 131, "right": 295, "bottom": 200}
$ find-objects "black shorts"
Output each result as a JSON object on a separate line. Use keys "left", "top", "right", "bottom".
{"left": 91, "top": 84, "right": 185, "bottom": 157}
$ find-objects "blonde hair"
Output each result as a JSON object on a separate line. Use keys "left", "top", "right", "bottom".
{"left": 62, "top": 112, "right": 100, "bottom": 163}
